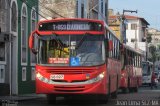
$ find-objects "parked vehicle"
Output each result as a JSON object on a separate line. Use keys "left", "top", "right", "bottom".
{"left": 142, "top": 61, "right": 154, "bottom": 86}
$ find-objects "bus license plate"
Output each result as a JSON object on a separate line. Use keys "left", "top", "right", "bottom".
{"left": 50, "top": 74, "right": 64, "bottom": 80}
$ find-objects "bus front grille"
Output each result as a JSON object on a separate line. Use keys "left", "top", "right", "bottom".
{"left": 47, "top": 69, "right": 93, "bottom": 74}
{"left": 54, "top": 86, "right": 85, "bottom": 92}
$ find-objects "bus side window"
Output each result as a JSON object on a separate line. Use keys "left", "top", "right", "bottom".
{"left": 106, "top": 32, "right": 109, "bottom": 57}
{"left": 148, "top": 65, "right": 150, "bottom": 74}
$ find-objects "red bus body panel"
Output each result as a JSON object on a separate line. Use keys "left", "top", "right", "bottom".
{"left": 120, "top": 70, "right": 128, "bottom": 88}
{"left": 36, "top": 64, "right": 108, "bottom": 95}
{"left": 120, "top": 65, "right": 142, "bottom": 89}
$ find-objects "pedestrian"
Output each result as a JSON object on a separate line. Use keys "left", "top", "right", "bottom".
{"left": 151, "top": 72, "right": 157, "bottom": 89}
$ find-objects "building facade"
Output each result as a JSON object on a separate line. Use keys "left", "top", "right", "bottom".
{"left": 108, "top": 15, "right": 124, "bottom": 42}
{"left": 109, "top": 14, "right": 149, "bottom": 60}
{"left": 0, "top": 0, "right": 38, "bottom": 95}
{"left": 125, "top": 15, "right": 149, "bottom": 61}
{"left": 39, "top": 0, "right": 108, "bottom": 21}
{"left": 147, "top": 28, "right": 160, "bottom": 72}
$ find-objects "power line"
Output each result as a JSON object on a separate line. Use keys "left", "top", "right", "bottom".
{"left": 29, "top": 0, "right": 55, "bottom": 19}
{"left": 32, "top": 0, "right": 65, "bottom": 18}
{"left": 19, "top": 0, "right": 48, "bottom": 20}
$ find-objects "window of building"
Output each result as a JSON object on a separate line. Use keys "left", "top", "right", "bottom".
{"left": 0, "top": 65, "right": 5, "bottom": 83}
{"left": 131, "top": 38, "right": 136, "bottom": 42}
{"left": 126, "top": 38, "right": 128, "bottom": 42}
{"left": 11, "top": 2, "right": 17, "bottom": 32}
{"left": 105, "top": 2, "right": 107, "bottom": 17}
{"left": 126, "top": 24, "right": 128, "bottom": 30}
{"left": 0, "top": 0, "right": 7, "bottom": 32}
{"left": 21, "top": 4, "right": 28, "bottom": 64}
{"left": 81, "top": 4, "right": 84, "bottom": 18}
{"left": 0, "top": 69, "right": 4, "bottom": 79}
{"left": 131, "top": 24, "right": 137, "bottom": 30}
{"left": 31, "top": 68, "right": 35, "bottom": 80}
{"left": 0, "top": 0, "right": 7, "bottom": 10}
{"left": 0, "top": 42, "right": 5, "bottom": 62}
{"left": 101, "top": 0, "right": 103, "bottom": 14}
{"left": 22, "top": 67, "right": 26, "bottom": 81}
{"left": 30, "top": 8, "right": 37, "bottom": 65}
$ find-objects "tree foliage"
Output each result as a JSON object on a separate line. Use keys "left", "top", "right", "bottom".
{"left": 146, "top": 34, "right": 152, "bottom": 43}
{"left": 148, "top": 45, "right": 156, "bottom": 63}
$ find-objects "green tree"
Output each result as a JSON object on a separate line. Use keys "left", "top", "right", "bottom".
{"left": 146, "top": 34, "right": 152, "bottom": 43}
{"left": 148, "top": 45, "right": 156, "bottom": 63}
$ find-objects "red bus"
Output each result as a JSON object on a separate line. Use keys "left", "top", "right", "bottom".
{"left": 120, "top": 44, "right": 142, "bottom": 93}
{"left": 29, "top": 18, "right": 121, "bottom": 103}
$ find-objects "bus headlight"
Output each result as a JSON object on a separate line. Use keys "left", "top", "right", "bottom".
{"left": 36, "top": 72, "right": 49, "bottom": 83}
{"left": 99, "top": 72, "right": 105, "bottom": 78}
{"left": 36, "top": 72, "right": 43, "bottom": 79}
{"left": 88, "top": 72, "right": 105, "bottom": 83}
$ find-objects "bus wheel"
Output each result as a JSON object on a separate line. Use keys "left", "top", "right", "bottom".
{"left": 111, "top": 90, "right": 117, "bottom": 99}
{"left": 96, "top": 94, "right": 109, "bottom": 104}
{"left": 122, "top": 88, "right": 127, "bottom": 93}
{"left": 111, "top": 76, "right": 118, "bottom": 99}
{"left": 101, "top": 95, "right": 109, "bottom": 104}
{"left": 128, "top": 87, "right": 133, "bottom": 93}
{"left": 47, "top": 94, "right": 56, "bottom": 104}
{"left": 134, "top": 85, "right": 138, "bottom": 92}
{"left": 128, "top": 78, "right": 133, "bottom": 93}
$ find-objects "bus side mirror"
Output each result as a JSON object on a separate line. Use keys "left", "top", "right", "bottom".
{"left": 108, "top": 40, "right": 113, "bottom": 51}
{"left": 29, "top": 31, "right": 38, "bottom": 55}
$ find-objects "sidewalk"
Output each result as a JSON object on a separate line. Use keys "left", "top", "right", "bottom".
{"left": 0, "top": 94, "right": 45, "bottom": 101}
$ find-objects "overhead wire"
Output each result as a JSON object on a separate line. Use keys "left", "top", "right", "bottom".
{"left": 19, "top": 0, "right": 48, "bottom": 20}
{"left": 32, "top": 0, "right": 66, "bottom": 18}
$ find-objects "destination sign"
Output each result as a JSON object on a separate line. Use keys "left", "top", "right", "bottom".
{"left": 52, "top": 24, "right": 90, "bottom": 30}
{"left": 38, "top": 21, "right": 103, "bottom": 31}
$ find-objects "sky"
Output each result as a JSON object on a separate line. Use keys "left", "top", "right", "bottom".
{"left": 109, "top": 0, "right": 160, "bottom": 30}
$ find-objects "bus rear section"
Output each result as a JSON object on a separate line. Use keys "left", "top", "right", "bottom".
{"left": 120, "top": 44, "right": 142, "bottom": 93}
{"left": 142, "top": 61, "right": 153, "bottom": 86}
{"left": 29, "top": 18, "right": 121, "bottom": 103}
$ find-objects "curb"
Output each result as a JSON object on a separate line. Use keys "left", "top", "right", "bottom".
{"left": 0, "top": 95, "right": 45, "bottom": 101}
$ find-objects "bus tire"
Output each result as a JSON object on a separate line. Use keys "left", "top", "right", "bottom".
{"left": 108, "top": 76, "right": 111, "bottom": 95}
{"left": 128, "top": 78, "right": 133, "bottom": 93}
{"left": 98, "top": 95, "right": 109, "bottom": 104}
{"left": 122, "top": 88, "right": 127, "bottom": 93}
{"left": 111, "top": 91, "right": 117, "bottom": 99}
{"left": 111, "top": 75, "right": 118, "bottom": 99}
{"left": 134, "top": 81, "right": 138, "bottom": 92}
{"left": 47, "top": 94, "right": 56, "bottom": 104}
{"left": 134, "top": 86, "right": 138, "bottom": 92}
{"left": 128, "top": 88, "right": 133, "bottom": 92}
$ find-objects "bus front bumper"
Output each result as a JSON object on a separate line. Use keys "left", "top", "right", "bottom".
{"left": 36, "top": 77, "right": 108, "bottom": 95}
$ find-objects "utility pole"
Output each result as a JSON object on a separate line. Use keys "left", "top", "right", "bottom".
{"left": 123, "top": 10, "right": 138, "bottom": 16}
{"left": 122, "top": 9, "right": 138, "bottom": 44}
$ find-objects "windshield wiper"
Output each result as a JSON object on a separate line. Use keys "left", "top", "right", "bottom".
{"left": 75, "top": 32, "right": 90, "bottom": 49}
{"left": 39, "top": 33, "right": 64, "bottom": 48}
{"left": 52, "top": 33, "right": 65, "bottom": 48}
{"left": 38, "top": 33, "right": 57, "bottom": 40}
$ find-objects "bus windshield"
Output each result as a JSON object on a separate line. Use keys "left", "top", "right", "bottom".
{"left": 142, "top": 63, "right": 151, "bottom": 76}
{"left": 38, "top": 34, "right": 105, "bottom": 66}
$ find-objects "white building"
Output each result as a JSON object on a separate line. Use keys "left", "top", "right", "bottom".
{"left": 125, "top": 15, "right": 150, "bottom": 60}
